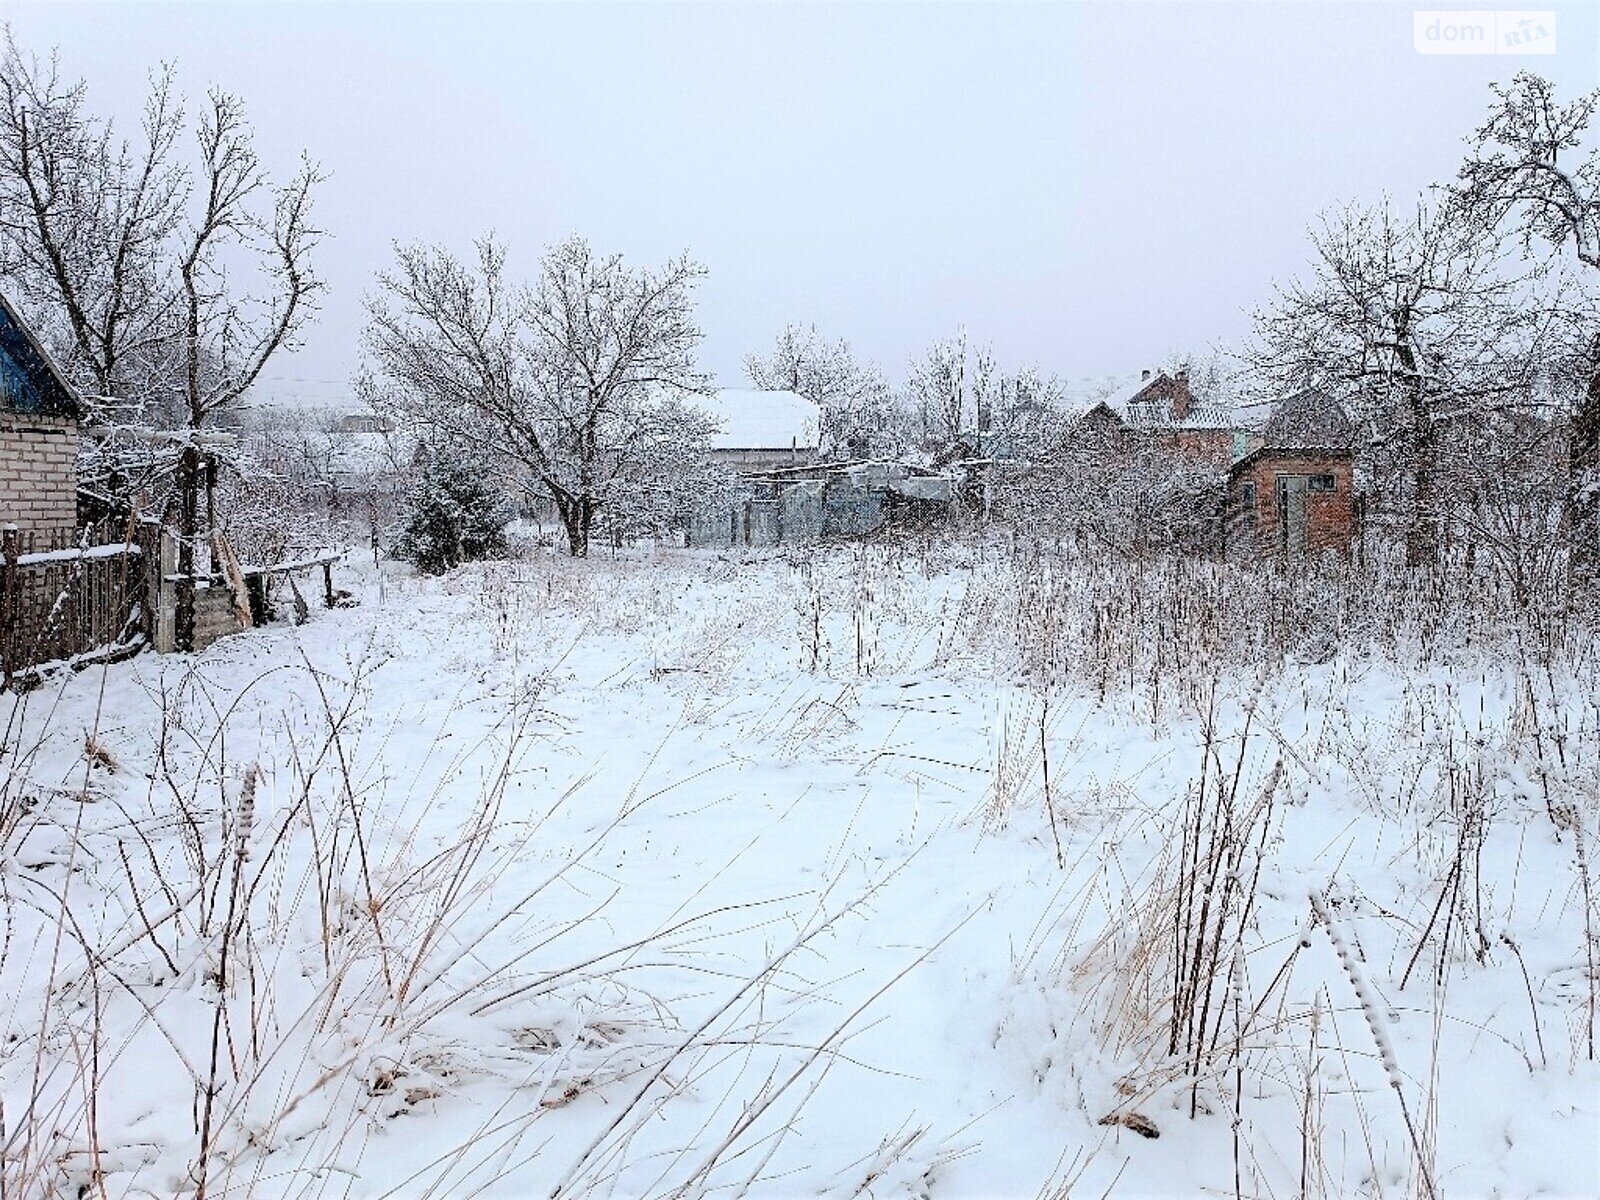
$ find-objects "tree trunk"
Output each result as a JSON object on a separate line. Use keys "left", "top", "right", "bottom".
{"left": 1569, "top": 366, "right": 1600, "bottom": 585}
{"left": 1405, "top": 437, "right": 1439, "bottom": 568}
{"left": 554, "top": 494, "right": 592, "bottom": 558}
{"left": 175, "top": 444, "right": 200, "bottom": 652}
{"left": 1398, "top": 340, "right": 1437, "bottom": 570}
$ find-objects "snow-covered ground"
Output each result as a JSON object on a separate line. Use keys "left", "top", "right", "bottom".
{"left": 2, "top": 545, "right": 1597, "bottom": 1198}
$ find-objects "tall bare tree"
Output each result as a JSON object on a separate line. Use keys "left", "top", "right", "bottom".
{"left": 1251, "top": 197, "right": 1547, "bottom": 567}
{"left": 744, "top": 323, "right": 891, "bottom": 455}
{"left": 904, "top": 330, "right": 971, "bottom": 456}
{"left": 1, "top": 34, "right": 321, "bottom": 426}
{"left": 2, "top": 30, "right": 324, "bottom": 648}
{"left": 0, "top": 32, "right": 186, "bottom": 413}
{"left": 903, "top": 330, "right": 1058, "bottom": 463}
{"left": 1455, "top": 71, "right": 1600, "bottom": 579}
{"left": 363, "top": 234, "right": 715, "bottom": 557}
{"left": 175, "top": 90, "right": 323, "bottom": 429}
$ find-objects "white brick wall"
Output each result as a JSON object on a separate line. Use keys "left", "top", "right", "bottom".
{"left": 0, "top": 414, "right": 79, "bottom": 531}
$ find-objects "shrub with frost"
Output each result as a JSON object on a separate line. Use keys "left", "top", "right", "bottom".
{"left": 394, "top": 439, "right": 514, "bottom": 574}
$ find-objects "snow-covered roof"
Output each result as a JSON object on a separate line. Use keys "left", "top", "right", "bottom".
{"left": 1098, "top": 374, "right": 1163, "bottom": 418}
{"left": 1258, "top": 390, "right": 1355, "bottom": 450}
{"left": 696, "top": 389, "right": 819, "bottom": 451}
{"left": 1059, "top": 373, "right": 1150, "bottom": 419}
{"left": 1175, "top": 402, "right": 1253, "bottom": 431}
{"left": 1062, "top": 371, "right": 1245, "bottom": 430}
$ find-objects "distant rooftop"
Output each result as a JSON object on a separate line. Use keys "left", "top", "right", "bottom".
{"left": 696, "top": 389, "right": 819, "bottom": 451}
{"left": 1062, "top": 368, "right": 1246, "bottom": 430}
{"left": 337, "top": 412, "right": 396, "bottom": 435}
{"left": 1060, "top": 372, "right": 1149, "bottom": 418}
{"left": 1258, "top": 389, "right": 1356, "bottom": 450}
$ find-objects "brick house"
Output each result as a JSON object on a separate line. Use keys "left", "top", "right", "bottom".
{"left": 1056, "top": 371, "right": 1360, "bottom": 559}
{"left": 1225, "top": 391, "right": 1357, "bottom": 557}
{"left": 0, "top": 292, "right": 81, "bottom": 533}
{"left": 1068, "top": 368, "right": 1244, "bottom": 468}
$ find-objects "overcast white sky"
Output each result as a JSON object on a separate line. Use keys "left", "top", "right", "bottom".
{"left": 6, "top": 1, "right": 1599, "bottom": 405}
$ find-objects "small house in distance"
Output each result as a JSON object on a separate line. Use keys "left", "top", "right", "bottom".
{"left": 1225, "top": 391, "right": 1356, "bottom": 557}
{"left": 0, "top": 292, "right": 81, "bottom": 533}
{"left": 687, "top": 390, "right": 955, "bottom": 548}
{"left": 696, "top": 389, "right": 820, "bottom": 472}
{"left": 335, "top": 412, "right": 396, "bottom": 435}
{"left": 1063, "top": 367, "right": 1245, "bottom": 467}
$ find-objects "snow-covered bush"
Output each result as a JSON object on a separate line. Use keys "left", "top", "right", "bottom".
{"left": 393, "top": 440, "right": 514, "bottom": 574}
{"left": 996, "top": 431, "right": 1224, "bottom": 560}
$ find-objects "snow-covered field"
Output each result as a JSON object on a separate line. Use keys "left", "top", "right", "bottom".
{"left": 3, "top": 544, "right": 1597, "bottom": 1198}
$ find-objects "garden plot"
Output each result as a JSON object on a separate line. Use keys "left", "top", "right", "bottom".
{"left": 1, "top": 546, "right": 1596, "bottom": 1199}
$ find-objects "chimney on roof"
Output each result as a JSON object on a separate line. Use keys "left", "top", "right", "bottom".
{"left": 1140, "top": 368, "right": 1152, "bottom": 381}
{"left": 1173, "top": 367, "right": 1193, "bottom": 422}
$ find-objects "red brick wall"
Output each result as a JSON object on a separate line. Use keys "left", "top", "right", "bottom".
{"left": 1165, "top": 428, "right": 1234, "bottom": 466}
{"left": 1227, "top": 452, "right": 1353, "bottom": 557}
{"left": 0, "top": 413, "right": 78, "bottom": 532}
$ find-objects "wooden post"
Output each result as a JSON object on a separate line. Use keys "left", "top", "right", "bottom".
{"left": 176, "top": 445, "right": 199, "bottom": 652}
{"left": 153, "top": 525, "right": 178, "bottom": 653}
{"left": 322, "top": 561, "right": 335, "bottom": 608}
{"left": 1, "top": 524, "right": 17, "bottom": 689}
{"left": 204, "top": 453, "right": 218, "bottom": 576}
{"left": 137, "top": 519, "right": 160, "bottom": 647}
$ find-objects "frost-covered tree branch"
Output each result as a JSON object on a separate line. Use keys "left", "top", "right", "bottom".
{"left": 745, "top": 323, "right": 893, "bottom": 456}
{"left": 362, "top": 234, "right": 716, "bottom": 557}
{"left": 177, "top": 89, "right": 324, "bottom": 429}
{"left": 1455, "top": 71, "right": 1600, "bottom": 580}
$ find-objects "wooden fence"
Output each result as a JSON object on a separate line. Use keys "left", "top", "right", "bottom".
{"left": 1, "top": 519, "right": 154, "bottom": 688}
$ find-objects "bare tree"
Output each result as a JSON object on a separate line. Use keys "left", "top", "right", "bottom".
{"left": 903, "top": 330, "right": 1059, "bottom": 464}
{"left": 161, "top": 91, "right": 323, "bottom": 646}
{"left": 175, "top": 91, "right": 323, "bottom": 430}
{"left": 1, "top": 36, "right": 321, "bottom": 427}
{"left": 904, "top": 330, "right": 971, "bottom": 457}
{"left": 359, "top": 236, "right": 522, "bottom": 450}
{"left": 1250, "top": 197, "right": 1546, "bottom": 567}
{"left": 744, "top": 323, "right": 892, "bottom": 455}
{"left": 978, "top": 360, "right": 1061, "bottom": 461}
{"left": 1455, "top": 71, "right": 1600, "bottom": 579}
{"left": 0, "top": 32, "right": 186, "bottom": 414}
{"left": 2, "top": 31, "right": 325, "bottom": 648}
{"left": 362, "top": 234, "right": 716, "bottom": 557}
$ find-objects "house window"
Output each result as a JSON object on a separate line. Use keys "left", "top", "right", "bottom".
{"left": 1308, "top": 474, "right": 1336, "bottom": 493}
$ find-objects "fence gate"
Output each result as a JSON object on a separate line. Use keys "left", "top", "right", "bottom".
{"left": 0, "top": 519, "right": 155, "bottom": 688}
